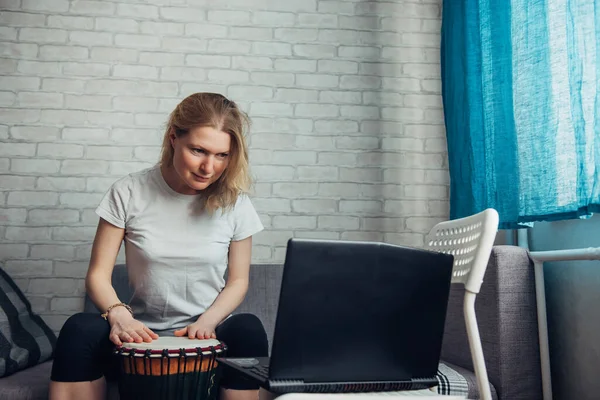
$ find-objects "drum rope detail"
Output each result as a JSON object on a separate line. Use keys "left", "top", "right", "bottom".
{"left": 115, "top": 339, "right": 227, "bottom": 400}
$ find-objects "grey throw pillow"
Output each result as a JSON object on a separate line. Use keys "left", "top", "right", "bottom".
{"left": 0, "top": 267, "right": 57, "bottom": 377}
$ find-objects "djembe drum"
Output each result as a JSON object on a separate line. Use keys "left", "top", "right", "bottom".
{"left": 115, "top": 337, "right": 227, "bottom": 400}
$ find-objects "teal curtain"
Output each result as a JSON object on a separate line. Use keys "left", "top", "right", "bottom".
{"left": 441, "top": 0, "right": 600, "bottom": 229}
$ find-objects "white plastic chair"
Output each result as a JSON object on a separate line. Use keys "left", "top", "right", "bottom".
{"left": 425, "top": 208, "right": 499, "bottom": 400}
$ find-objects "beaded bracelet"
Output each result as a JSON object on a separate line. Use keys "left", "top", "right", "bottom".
{"left": 101, "top": 302, "right": 133, "bottom": 320}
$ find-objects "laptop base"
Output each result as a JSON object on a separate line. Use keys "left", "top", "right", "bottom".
{"left": 219, "top": 357, "right": 438, "bottom": 394}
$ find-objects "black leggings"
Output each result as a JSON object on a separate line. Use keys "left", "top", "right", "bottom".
{"left": 50, "top": 313, "right": 268, "bottom": 390}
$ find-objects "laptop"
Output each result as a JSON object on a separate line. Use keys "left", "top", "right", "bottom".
{"left": 219, "top": 238, "right": 454, "bottom": 394}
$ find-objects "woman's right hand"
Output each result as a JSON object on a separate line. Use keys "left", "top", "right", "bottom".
{"left": 107, "top": 306, "right": 159, "bottom": 346}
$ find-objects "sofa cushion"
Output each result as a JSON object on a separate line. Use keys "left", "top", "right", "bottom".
{"left": 0, "top": 360, "right": 494, "bottom": 400}
{"left": 0, "top": 360, "right": 52, "bottom": 400}
{"left": 0, "top": 267, "right": 57, "bottom": 378}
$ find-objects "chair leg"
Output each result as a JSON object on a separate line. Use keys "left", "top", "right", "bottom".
{"left": 533, "top": 260, "right": 553, "bottom": 400}
{"left": 464, "top": 291, "right": 492, "bottom": 400}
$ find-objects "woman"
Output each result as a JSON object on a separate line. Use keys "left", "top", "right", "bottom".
{"left": 49, "top": 93, "right": 268, "bottom": 400}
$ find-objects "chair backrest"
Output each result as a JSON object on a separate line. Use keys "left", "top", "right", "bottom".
{"left": 425, "top": 208, "right": 499, "bottom": 294}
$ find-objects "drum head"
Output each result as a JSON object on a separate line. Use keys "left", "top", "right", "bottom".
{"left": 123, "top": 337, "right": 221, "bottom": 351}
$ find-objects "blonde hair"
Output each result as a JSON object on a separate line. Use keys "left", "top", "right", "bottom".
{"left": 160, "top": 93, "right": 251, "bottom": 213}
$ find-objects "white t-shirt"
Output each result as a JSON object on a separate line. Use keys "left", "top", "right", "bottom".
{"left": 95, "top": 165, "right": 264, "bottom": 332}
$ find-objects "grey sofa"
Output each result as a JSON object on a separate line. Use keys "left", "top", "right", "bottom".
{"left": 0, "top": 245, "right": 542, "bottom": 400}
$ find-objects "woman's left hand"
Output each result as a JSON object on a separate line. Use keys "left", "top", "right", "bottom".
{"left": 174, "top": 316, "right": 219, "bottom": 339}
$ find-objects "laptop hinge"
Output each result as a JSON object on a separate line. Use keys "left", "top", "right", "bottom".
{"left": 268, "top": 380, "right": 305, "bottom": 392}
{"left": 268, "top": 378, "right": 438, "bottom": 393}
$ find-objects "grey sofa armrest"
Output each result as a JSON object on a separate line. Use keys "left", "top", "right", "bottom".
{"left": 441, "top": 245, "right": 542, "bottom": 400}
{"left": 233, "top": 264, "right": 283, "bottom": 350}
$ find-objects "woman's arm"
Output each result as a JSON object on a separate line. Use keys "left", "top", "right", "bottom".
{"left": 202, "top": 236, "right": 252, "bottom": 324}
{"left": 175, "top": 236, "right": 253, "bottom": 339}
{"left": 86, "top": 218, "right": 157, "bottom": 344}
{"left": 85, "top": 218, "right": 125, "bottom": 313}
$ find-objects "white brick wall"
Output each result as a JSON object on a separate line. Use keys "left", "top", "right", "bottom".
{"left": 0, "top": 0, "right": 448, "bottom": 331}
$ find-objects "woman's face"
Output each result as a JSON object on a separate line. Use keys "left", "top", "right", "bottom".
{"left": 168, "top": 126, "right": 231, "bottom": 195}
